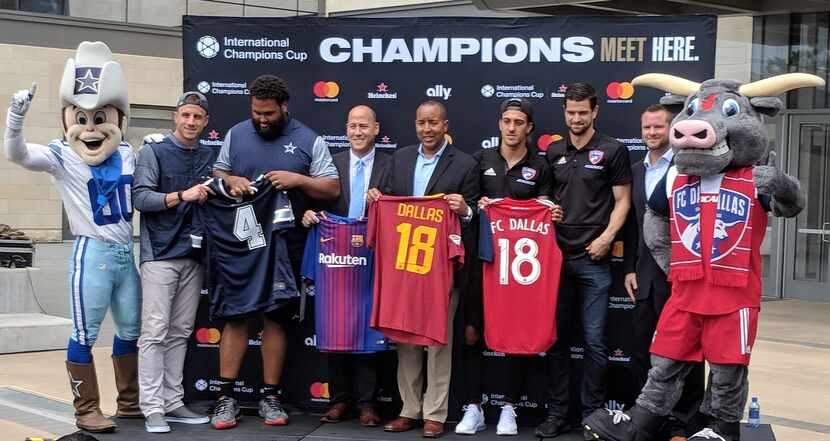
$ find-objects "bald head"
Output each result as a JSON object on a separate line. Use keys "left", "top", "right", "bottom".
{"left": 348, "top": 105, "right": 377, "bottom": 123}
{"left": 346, "top": 104, "right": 379, "bottom": 157}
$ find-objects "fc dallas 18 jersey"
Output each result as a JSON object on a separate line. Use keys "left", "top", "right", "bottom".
{"left": 301, "top": 214, "right": 389, "bottom": 353}
{"left": 479, "top": 198, "right": 562, "bottom": 354}
{"left": 368, "top": 195, "right": 464, "bottom": 346}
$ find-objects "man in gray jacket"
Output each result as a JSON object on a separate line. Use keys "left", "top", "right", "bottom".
{"left": 133, "top": 92, "right": 215, "bottom": 433}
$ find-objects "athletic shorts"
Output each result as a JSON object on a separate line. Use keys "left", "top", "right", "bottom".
{"left": 650, "top": 300, "right": 758, "bottom": 366}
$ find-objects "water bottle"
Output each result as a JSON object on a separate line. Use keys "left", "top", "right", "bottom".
{"left": 748, "top": 395, "right": 760, "bottom": 428}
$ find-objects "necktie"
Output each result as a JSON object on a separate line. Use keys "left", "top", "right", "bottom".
{"left": 348, "top": 159, "right": 365, "bottom": 218}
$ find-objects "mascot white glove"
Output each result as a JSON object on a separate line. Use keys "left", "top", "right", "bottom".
{"left": 6, "top": 82, "right": 37, "bottom": 131}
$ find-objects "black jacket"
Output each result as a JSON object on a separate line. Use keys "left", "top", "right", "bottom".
{"left": 623, "top": 159, "right": 671, "bottom": 304}
{"left": 329, "top": 149, "right": 391, "bottom": 217}
{"left": 380, "top": 143, "right": 479, "bottom": 212}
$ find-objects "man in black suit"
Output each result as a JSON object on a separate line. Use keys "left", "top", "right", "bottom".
{"left": 368, "top": 100, "right": 479, "bottom": 438}
{"left": 623, "top": 104, "right": 704, "bottom": 441}
{"left": 301, "top": 104, "right": 389, "bottom": 428}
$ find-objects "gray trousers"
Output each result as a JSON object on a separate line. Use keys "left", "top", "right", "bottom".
{"left": 636, "top": 354, "right": 749, "bottom": 423}
{"left": 138, "top": 258, "right": 203, "bottom": 417}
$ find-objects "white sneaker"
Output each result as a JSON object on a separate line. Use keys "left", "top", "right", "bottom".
{"left": 145, "top": 413, "right": 171, "bottom": 433}
{"left": 455, "top": 404, "right": 486, "bottom": 435}
{"left": 496, "top": 404, "right": 518, "bottom": 436}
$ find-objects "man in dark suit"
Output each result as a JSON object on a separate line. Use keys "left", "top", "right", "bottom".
{"left": 301, "top": 105, "right": 389, "bottom": 427}
{"left": 623, "top": 104, "right": 704, "bottom": 441}
{"left": 368, "top": 100, "right": 479, "bottom": 438}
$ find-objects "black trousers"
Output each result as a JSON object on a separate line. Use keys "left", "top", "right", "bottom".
{"left": 634, "top": 295, "right": 705, "bottom": 437}
{"left": 544, "top": 259, "right": 612, "bottom": 420}
{"left": 328, "top": 352, "right": 378, "bottom": 409}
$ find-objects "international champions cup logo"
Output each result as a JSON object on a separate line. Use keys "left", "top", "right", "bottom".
{"left": 196, "top": 35, "right": 220, "bottom": 58}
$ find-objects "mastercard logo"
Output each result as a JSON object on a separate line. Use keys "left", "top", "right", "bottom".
{"left": 536, "top": 134, "right": 563, "bottom": 151}
{"left": 313, "top": 81, "right": 340, "bottom": 98}
{"left": 606, "top": 82, "right": 634, "bottom": 100}
{"left": 309, "top": 382, "right": 330, "bottom": 398}
{"left": 195, "top": 328, "right": 221, "bottom": 344}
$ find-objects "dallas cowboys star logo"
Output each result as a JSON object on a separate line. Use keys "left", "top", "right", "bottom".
{"left": 283, "top": 142, "right": 297, "bottom": 154}
{"left": 68, "top": 370, "right": 83, "bottom": 397}
{"left": 74, "top": 68, "right": 101, "bottom": 95}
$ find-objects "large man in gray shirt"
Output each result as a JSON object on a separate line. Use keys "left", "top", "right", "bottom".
{"left": 133, "top": 92, "right": 214, "bottom": 433}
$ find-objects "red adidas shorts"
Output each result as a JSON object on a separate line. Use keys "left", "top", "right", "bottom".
{"left": 650, "top": 300, "right": 759, "bottom": 365}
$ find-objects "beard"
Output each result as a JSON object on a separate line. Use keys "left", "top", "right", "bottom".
{"left": 568, "top": 121, "right": 592, "bottom": 136}
{"left": 252, "top": 114, "right": 287, "bottom": 141}
{"left": 646, "top": 139, "right": 669, "bottom": 151}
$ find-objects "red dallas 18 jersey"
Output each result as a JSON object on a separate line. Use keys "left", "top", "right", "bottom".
{"left": 368, "top": 195, "right": 464, "bottom": 346}
{"left": 479, "top": 198, "right": 562, "bottom": 354}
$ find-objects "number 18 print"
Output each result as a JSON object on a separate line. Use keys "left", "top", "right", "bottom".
{"left": 479, "top": 198, "right": 562, "bottom": 355}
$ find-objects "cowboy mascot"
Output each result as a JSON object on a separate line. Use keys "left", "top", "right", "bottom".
{"left": 4, "top": 41, "right": 141, "bottom": 432}
{"left": 582, "top": 73, "right": 823, "bottom": 441}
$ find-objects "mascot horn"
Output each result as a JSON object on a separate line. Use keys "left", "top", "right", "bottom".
{"left": 582, "top": 72, "right": 823, "bottom": 441}
{"left": 4, "top": 41, "right": 142, "bottom": 433}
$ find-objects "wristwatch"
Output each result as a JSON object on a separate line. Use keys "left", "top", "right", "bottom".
{"left": 177, "top": 191, "right": 184, "bottom": 202}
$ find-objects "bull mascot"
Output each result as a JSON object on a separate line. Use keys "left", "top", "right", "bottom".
{"left": 3, "top": 42, "right": 141, "bottom": 432}
{"left": 583, "top": 72, "right": 824, "bottom": 441}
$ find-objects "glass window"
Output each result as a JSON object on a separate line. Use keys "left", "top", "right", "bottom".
{"left": 753, "top": 12, "right": 830, "bottom": 110}
{"left": 0, "top": 0, "right": 17, "bottom": 10}
{"left": 19, "top": 0, "right": 66, "bottom": 14}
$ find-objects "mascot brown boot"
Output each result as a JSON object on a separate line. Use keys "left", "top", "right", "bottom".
{"left": 112, "top": 354, "right": 142, "bottom": 418}
{"left": 66, "top": 360, "right": 117, "bottom": 432}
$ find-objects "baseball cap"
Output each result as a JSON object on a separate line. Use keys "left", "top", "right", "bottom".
{"left": 499, "top": 97, "right": 533, "bottom": 122}
{"left": 176, "top": 91, "right": 209, "bottom": 114}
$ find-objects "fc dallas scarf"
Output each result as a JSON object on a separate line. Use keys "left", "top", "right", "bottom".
{"left": 669, "top": 167, "right": 756, "bottom": 288}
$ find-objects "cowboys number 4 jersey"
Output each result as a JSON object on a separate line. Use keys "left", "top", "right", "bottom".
{"left": 198, "top": 177, "right": 298, "bottom": 319}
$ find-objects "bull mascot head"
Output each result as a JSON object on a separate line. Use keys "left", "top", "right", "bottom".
{"left": 632, "top": 73, "right": 824, "bottom": 177}
{"left": 634, "top": 72, "right": 824, "bottom": 219}
{"left": 634, "top": 73, "right": 824, "bottom": 273}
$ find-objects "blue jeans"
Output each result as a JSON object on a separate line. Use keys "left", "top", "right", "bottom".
{"left": 545, "top": 255, "right": 611, "bottom": 420}
{"left": 69, "top": 236, "right": 141, "bottom": 346}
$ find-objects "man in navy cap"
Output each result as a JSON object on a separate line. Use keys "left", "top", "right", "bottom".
{"left": 134, "top": 91, "right": 215, "bottom": 433}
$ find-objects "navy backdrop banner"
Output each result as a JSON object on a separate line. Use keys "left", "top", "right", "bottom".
{"left": 182, "top": 15, "right": 715, "bottom": 423}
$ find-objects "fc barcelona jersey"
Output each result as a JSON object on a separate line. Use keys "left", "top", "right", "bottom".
{"left": 367, "top": 195, "right": 464, "bottom": 346}
{"left": 479, "top": 198, "right": 562, "bottom": 354}
{"left": 301, "top": 214, "right": 389, "bottom": 353}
